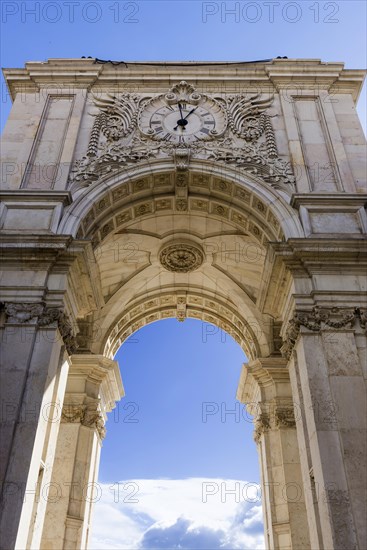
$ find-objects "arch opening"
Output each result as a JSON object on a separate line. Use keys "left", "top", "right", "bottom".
{"left": 92, "top": 317, "right": 264, "bottom": 550}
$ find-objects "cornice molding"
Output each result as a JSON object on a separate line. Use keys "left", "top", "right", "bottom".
{"left": 3, "top": 58, "right": 365, "bottom": 102}
{"left": 0, "top": 191, "right": 72, "bottom": 205}
{"left": 69, "top": 354, "right": 124, "bottom": 407}
{"left": 290, "top": 193, "right": 367, "bottom": 209}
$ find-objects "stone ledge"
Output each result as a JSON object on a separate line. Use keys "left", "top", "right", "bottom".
{"left": 3, "top": 58, "right": 365, "bottom": 103}
{"left": 0, "top": 190, "right": 72, "bottom": 204}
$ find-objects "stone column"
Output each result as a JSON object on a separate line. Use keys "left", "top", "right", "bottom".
{"left": 40, "top": 354, "right": 124, "bottom": 550}
{"left": 282, "top": 307, "right": 366, "bottom": 550}
{"left": 0, "top": 303, "right": 77, "bottom": 550}
{"left": 237, "top": 357, "right": 311, "bottom": 550}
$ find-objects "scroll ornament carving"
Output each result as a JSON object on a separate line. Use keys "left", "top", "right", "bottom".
{"left": 92, "top": 93, "right": 141, "bottom": 141}
{"left": 62, "top": 403, "right": 106, "bottom": 439}
{"left": 281, "top": 307, "right": 366, "bottom": 360}
{"left": 3, "top": 303, "right": 78, "bottom": 355}
{"left": 69, "top": 84, "right": 295, "bottom": 194}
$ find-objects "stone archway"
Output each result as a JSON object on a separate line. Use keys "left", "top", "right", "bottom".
{"left": 0, "top": 59, "right": 366, "bottom": 550}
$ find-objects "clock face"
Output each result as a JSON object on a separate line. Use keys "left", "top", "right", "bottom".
{"left": 139, "top": 91, "right": 227, "bottom": 145}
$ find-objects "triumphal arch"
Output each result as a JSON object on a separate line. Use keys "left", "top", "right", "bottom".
{"left": 0, "top": 58, "right": 366, "bottom": 549}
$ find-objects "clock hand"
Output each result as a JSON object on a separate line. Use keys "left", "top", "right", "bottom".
{"left": 183, "top": 107, "right": 198, "bottom": 120}
{"left": 173, "top": 122, "right": 186, "bottom": 131}
{"left": 173, "top": 106, "right": 198, "bottom": 131}
{"left": 178, "top": 102, "right": 184, "bottom": 120}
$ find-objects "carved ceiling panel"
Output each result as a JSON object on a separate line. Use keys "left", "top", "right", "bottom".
{"left": 76, "top": 172, "right": 283, "bottom": 248}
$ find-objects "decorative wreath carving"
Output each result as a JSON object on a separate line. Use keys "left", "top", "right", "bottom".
{"left": 159, "top": 241, "right": 205, "bottom": 273}
{"left": 280, "top": 306, "right": 366, "bottom": 360}
{"left": 62, "top": 403, "right": 106, "bottom": 439}
{"left": 3, "top": 302, "right": 78, "bottom": 355}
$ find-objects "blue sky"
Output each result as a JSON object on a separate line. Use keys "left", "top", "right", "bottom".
{"left": 1, "top": 2, "right": 366, "bottom": 548}
{"left": 1, "top": 1, "right": 366, "bottom": 131}
{"left": 102, "top": 319, "right": 255, "bottom": 482}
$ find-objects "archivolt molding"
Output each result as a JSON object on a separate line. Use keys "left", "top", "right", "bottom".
{"left": 102, "top": 290, "right": 263, "bottom": 360}
{"left": 281, "top": 306, "right": 367, "bottom": 359}
{"left": 68, "top": 82, "right": 295, "bottom": 194}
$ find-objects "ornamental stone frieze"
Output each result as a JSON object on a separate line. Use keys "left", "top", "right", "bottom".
{"left": 69, "top": 81, "right": 295, "bottom": 194}
{"left": 4, "top": 303, "right": 44, "bottom": 324}
{"left": 281, "top": 306, "right": 367, "bottom": 359}
{"left": 61, "top": 402, "right": 106, "bottom": 439}
{"left": 274, "top": 406, "right": 296, "bottom": 428}
{"left": 3, "top": 302, "right": 78, "bottom": 355}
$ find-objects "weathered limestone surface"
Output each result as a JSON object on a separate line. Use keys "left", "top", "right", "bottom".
{"left": 0, "top": 58, "right": 366, "bottom": 549}
{"left": 40, "top": 355, "right": 123, "bottom": 550}
{"left": 237, "top": 357, "right": 311, "bottom": 550}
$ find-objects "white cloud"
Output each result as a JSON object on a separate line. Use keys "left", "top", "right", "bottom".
{"left": 89, "top": 478, "right": 264, "bottom": 550}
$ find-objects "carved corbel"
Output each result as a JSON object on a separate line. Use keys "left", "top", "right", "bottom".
{"left": 174, "top": 147, "right": 191, "bottom": 171}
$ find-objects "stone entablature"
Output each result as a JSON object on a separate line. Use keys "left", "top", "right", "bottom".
{"left": 3, "top": 58, "right": 365, "bottom": 101}
{"left": 2, "top": 58, "right": 366, "bottom": 195}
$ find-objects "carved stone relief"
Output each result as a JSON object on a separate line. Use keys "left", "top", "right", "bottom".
{"left": 3, "top": 303, "right": 78, "bottom": 355}
{"left": 62, "top": 402, "right": 106, "bottom": 439}
{"left": 159, "top": 241, "right": 204, "bottom": 273}
{"left": 281, "top": 306, "right": 366, "bottom": 359}
{"left": 253, "top": 403, "right": 296, "bottom": 443}
{"left": 77, "top": 172, "right": 283, "bottom": 248}
{"left": 69, "top": 82, "right": 295, "bottom": 194}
